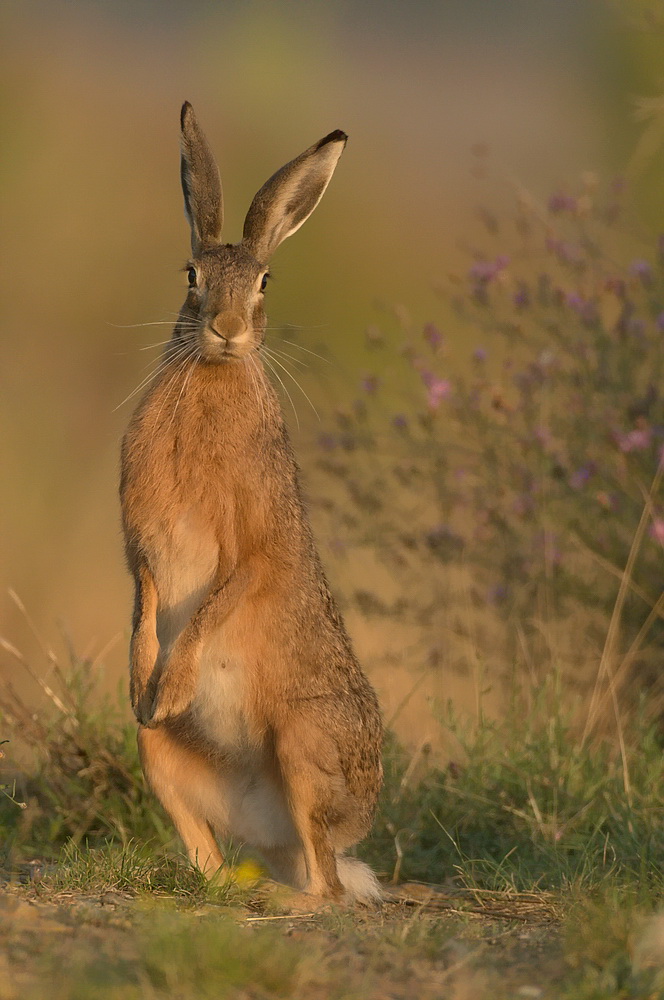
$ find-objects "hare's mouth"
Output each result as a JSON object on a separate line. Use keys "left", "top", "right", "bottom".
{"left": 200, "top": 327, "right": 258, "bottom": 363}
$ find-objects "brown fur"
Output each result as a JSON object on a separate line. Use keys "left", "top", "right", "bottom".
{"left": 120, "top": 104, "right": 383, "bottom": 902}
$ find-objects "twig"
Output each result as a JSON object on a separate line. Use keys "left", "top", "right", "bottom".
{"left": 8, "top": 590, "right": 75, "bottom": 703}
{"left": 582, "top": 462, "right": 663, "bottom": 745}
{"left": 0, "top": 636, "right": 75, "bottom": 721}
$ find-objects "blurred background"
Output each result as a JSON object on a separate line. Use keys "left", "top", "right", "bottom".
{"left": 1, "top": 0, "right": 663, "bottom": 742}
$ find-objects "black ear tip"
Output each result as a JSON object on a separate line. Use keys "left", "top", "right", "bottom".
{"left": 180, "top": 101, "right": 193, "bottom": 128}
{"left": 316, "top": 129, "right": 348, "bottom": 150}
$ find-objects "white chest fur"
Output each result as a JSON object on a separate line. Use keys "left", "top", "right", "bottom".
{"left": 151, "top": 509, "right": 251, "bottom": 752}
{"left": 153, "top": 508, "right": 218, "bottom": 651}
{"left": 194, "top": 644, "right": 249, "bottom": 750}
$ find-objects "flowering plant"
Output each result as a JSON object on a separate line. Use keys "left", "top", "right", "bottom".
{"left": 314, "top": 175, "right": 663, "bottom": 703}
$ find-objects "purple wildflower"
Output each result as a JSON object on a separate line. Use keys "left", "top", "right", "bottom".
{"left": 513, "top": 283, "right": 530, "bottom": 309}
{"left": 473, "top": 347, "right": 487, "bottom": 362}
{"left": 546, "top": 239, "right": 584, "bottom": 266}
{"left": 614, "top": 426, "right": 652, "bottom": 453}
{"left": 566, "top": 292, "right": 598, "bottom": 325}
{"left": 360, "top": 374, "right": 380, "bottom": 394}
{"left": 569, "top": 463, "right": 595, "bottom": 490}
{"left": 317, "top": 432, "right": 337, "bottom": 451}
{"left": 427, "top": 379, "right": 452, "bottom": 409}
{"left": 548, "top": 192, "right": 577, "bottom": 214}
{"left": 392, "top": 413, "right": 408, "bottom": 430}
{"left": 656, "top": 312, "right": 664, "bottom": 332}
{"left": 487, "top": 583, "right": 509, "bottom": 605}
{"left": 423, "top": 322, "right": 443, "bottom": 349}
{"left": 649, "top": 519, "right": 664, "bottom": 545}
{"left": 468, "top": 255, "right": 510, "bottom": 285}
{"left": 447, "top": 760, "right": 461, "bottom": 780}
{"left": 630, "top": 258, "right": 653, "bottom": 285}
{"left": 420, "top": 369, "right": 451, "bottom": 409}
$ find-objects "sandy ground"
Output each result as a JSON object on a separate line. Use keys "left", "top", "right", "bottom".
{"left": 0, "top": 881, "right": 568, "bottom": 999}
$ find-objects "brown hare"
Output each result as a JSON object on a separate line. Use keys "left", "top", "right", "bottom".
{"left": 120, "top": 103, "right": 383, "bottom": 903}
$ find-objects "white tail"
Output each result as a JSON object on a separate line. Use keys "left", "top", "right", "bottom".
{"left": 336, "top": 855, "right": 383, "bottom": 903}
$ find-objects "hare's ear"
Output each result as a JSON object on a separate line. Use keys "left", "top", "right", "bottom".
{"left": 180, "top": 102, "right": 223, "bottom": 252}
{"left": 242, "top": 130, "right": 347, "bottom": 263}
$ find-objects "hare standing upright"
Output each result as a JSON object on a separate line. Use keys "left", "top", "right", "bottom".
{"left": 120, "top": 104, "right": 383, "bottom": 902}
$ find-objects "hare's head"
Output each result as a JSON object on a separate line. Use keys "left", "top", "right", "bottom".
{"left": 176, "top": 102, "right": 346, "bottom": 363}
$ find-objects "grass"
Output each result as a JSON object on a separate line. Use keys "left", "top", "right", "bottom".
{"left": 366, "top": 693, "right": 664, "bottom": 894}
{"left": 4, "top": 642, "right": 662, "bottom": 900}
{"left": 0, "top": 631, "right": 171, "bottom": 862}
{"left": 32, "top": 840, "right": 254, "bottom": 905}
{"left": 1, "top": 643, "right": 663, "bottom": 997}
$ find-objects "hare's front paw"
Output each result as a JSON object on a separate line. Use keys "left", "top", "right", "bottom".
{"left": 144, "top": 666, "right": 196, "bottom": 727}
{"left": 134, "top": 692, "right": 156, "bottom": 727}
{"left": 132, "top": 678, "right": 159, "bottom": 727}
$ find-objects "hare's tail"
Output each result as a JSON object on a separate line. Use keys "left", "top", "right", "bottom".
{"left": 336, "top": 855, "right": 383, "bottom": 903}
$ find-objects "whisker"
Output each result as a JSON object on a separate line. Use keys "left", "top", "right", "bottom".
{"left": 167, "top": 351, "right": 200, "bottom": 432}
{"left": 108, "top": 319, "right": 200, "bottom": 336}
{"left": 264, "top": 323, "right": 329, "bottom": 331}
{"left": 251, "top": 356, "right": 265, "bottom": 429}
{"left": 274, "top": 338, "right": 335, "bottom": 367}
{"left": 262, "top": 354, "right": 299, "bottom": 431}
{"left": 113, "top": 342, "right": 193, "bottom": 411}
{"left": 109, "top": 319, "right": 181, "bottom": 329}
{"left": 136, "top": 339, "right": 194, "bottom": 377}
{"left": 262, "top": 347, "right": 320, "bottom": 422}
{"left": 264, "top": 344, "right": 308, "bottom": 370}
{"left": 149, "top": 350, "right": 198, "bottom": 446}
{"left": 246, "top": 355, "right": 267, "bottom": 430}
{"left": 138, "top": 338, "right": 180, "bottom": 351}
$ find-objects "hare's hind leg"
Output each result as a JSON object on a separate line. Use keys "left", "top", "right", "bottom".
{"left": 260, "top": 845, "right": 308, "bottom": 890}
{"left": 138, "top": 726, "right": 224, "bottom": 875}
{"left": 276, "top": 731, "right": 344, "bottom": 900}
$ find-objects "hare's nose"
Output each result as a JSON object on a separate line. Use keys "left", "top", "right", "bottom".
{"left": 211, "top": 313, "right": 245, "bottom": 342}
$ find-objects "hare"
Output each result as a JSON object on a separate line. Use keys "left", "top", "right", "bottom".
{"left": 120, "top": 103, "right": 383, "bottom": 903}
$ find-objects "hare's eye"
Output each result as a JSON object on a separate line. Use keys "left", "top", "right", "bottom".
{"left": 260, "top": 273, "right": 269, "bottom": 293}
{"left": 187, "top": 267, "right": 197, "bottom": 288}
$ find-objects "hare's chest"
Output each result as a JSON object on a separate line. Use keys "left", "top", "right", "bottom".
{"left": 151, "top": 509, "right": 219, "bottom": 646}
{"left": 193, "top": 646, "right": 250, "bottom": 750}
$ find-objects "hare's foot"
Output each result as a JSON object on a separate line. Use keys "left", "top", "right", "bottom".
{"left": 275, "top": 734, "right": 345, "bottom": 901}
{"left": 138, "top": 725, "right": 224, "bottom": 874}
{"left": 258, "top": 880, "right": 343, "bottom": 915}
